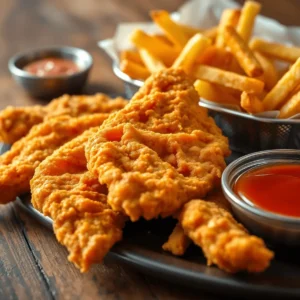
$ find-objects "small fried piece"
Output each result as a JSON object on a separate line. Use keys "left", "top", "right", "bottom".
{"left": 241, "top": 91, "right": 264, "bottom": 114}
{"left": 263, "top": 57, "right": 300, "bottom": 110}
{"left": 173, "top": 33, "right": 211, "bottom": 73}
{"left": 237, "top": 1, "right": 261, "bottom": 42}
{"left": 0, "top": 114, "right": 108, "bottom": 204}
{"left": 250, "top": 38, "right": 300, "bottom": 63}
{"left": 192, "top": 65, "right": 264, "bottom": 94}
{"left": 216, "top": 9, "right": 241, "bottom": 48}
{"left": 179, "top": 199, "right": 274, "bottom": 273}
{"left": 150, "top": 10, "right": 189, "bottom": 48}
{"left": 194, "top": 80, "right": 240, "bottom": 106}
{"left": 278, "top": 90, "right": 300, "bottom": 118}
{"left": 162, "top": 223, "right": 191, "bottom": 256}
{"left": 130, "top": 29, "right": 179, "bottom": 66}
{"left": 31, "top": 128, "right": 126, "bottom": 272}
{"left": 254, "top": 52, "right": 278, "bottom": 90}
{"left": 139, "top": 49, "right": 166, "bottom": 73}
{"left": 224, "top": 26, "right": 263, "bottom": 77}
{"left": 120, "top": 58, "right": 150, "bottom": 80}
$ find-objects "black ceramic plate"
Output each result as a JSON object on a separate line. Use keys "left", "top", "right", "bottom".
{"left": 2, "top": 143, "right": 300, "bottom": 299}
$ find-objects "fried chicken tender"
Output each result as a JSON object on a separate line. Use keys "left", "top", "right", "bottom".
{"left": 0, "top": 94, "right": 127, "bottom": 144}
{"left": 86, "top": 69, "right": 230, "bottom": 221}
{"left": 0, "top": 106, "right": 46, "bottom": 144}
{"left": 31, "top": 128, "right": 126, "bottom": 272}
{"left": 162, "top": 223, "right": 191, "bottom": 256}
{"left": 87, "top": 123, "right": 228, "bottom": 221}
{"left": 0, "top": 114, "right": 108, "bottom": 204}
{"left": 179, "top": 199, "right": 274, "bottom": 273}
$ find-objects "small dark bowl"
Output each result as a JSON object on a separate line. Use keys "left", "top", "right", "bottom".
{"left": 8, "top": 46, "right": 93, "bottom": 99}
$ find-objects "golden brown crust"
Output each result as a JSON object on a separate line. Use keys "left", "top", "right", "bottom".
{"left": 31, "top": 128, "right": 126, "bottom": 272}
{"left": 87, "top": 124, "right": 228, "bottom": 221}
{"left": 0, "top": 114, "right": 108, "bottom": 204}
{"left": 0, "top": 106, "right": 46, "bottom": 144}
{"left": 0, "top": 94, "right": 127, "bottom": 144}
{"left": 162, "top": 223, "right": 191, "bottom": 256}
{"left": 86, "top": 69, "right": 230, "bottom": 221}
{"left": 179, "top": 199, "right": 274, "bottom": 273}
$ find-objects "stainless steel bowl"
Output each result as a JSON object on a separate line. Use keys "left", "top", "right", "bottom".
{"left": 113, "top": 64, "right": 300, "bottom": 154}
{"left": 222, "top": 149, "right": 300, "bottom": 246}
{"left": 8, "top": 46, "right": 93, "bottom": 99}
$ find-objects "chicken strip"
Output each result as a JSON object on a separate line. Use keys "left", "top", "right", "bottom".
{"left": 86, "top": 69, "right": 230, "bottom": 221}
{"left": 87, "top": 123, "right": 228, "bottom": 221}
{"left": 179, "top": 199, "right": 274, "bottom": 273}
{"left": 31, "top": 128, "right": 126, "bottom": 272}
{"left": 0, "top": 94, "right": 127, "bottom": 144}
{"left": 0, "top": 114, "right": 108, "bottom": 204}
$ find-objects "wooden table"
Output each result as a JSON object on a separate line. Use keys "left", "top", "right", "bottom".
{"left": 1, "top": 1, "right": 300, "bottom": 299}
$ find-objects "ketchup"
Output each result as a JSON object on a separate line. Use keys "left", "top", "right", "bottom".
{"left": 234, "top": 164, "right": 300, "bottom": 217}
{"left": 24, "top": 57, "right": 79, "bottom": 76}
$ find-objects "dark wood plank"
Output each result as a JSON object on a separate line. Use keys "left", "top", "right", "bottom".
{"left": 0, "top": 204, "right": 52, "bottom": 300}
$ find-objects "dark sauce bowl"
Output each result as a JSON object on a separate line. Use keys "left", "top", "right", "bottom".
{"left": 222, "top": 149, "right": 300, "bottom": 246}
{"left": 8, "top": 46, "right": 93, "bottom": 99}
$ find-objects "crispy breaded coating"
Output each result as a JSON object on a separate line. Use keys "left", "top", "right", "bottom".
{"left": 0, "top": 114, "right": 108, "bottom": 204}
{"left": 87, "top": 124, "right": 228, "bottom": 221}
{"left": 31, "top": 128, "right": 126, "bottom": 272}
{"left": 86, "top": 69, "right": 230, "bottom": 221}
{"left": 0, "top": 94, "right": 127, "bottom": 144}
{"left": 162, "top": 223, "right": 191, "bottom": 256}
{"left": 0, "top": 106, "right": 46, "bottom": 144}
{"left": 179, "top": 199, "right": 274, "bottom": 273}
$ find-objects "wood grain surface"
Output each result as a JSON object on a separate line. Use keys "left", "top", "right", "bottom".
{"left": 1, "top": 0, "right": 300, "bottom": 299}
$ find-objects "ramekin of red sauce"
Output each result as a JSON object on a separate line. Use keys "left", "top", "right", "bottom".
{"left": 8, "top": 47, "right": 93, "bottom": 98}
{"left": 222, "top": 149, "right": 300, "bottom": 246}
{"left": 23, "top": 57, "right": 80, "bottom": 77}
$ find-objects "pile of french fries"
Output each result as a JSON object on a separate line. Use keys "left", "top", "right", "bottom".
{"left": 119, "top": 1, "right": 300, "bottom": 119}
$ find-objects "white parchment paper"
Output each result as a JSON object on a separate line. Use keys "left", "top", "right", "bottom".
{"left": 98, "top": 0, "right": 300, "bottom": 120}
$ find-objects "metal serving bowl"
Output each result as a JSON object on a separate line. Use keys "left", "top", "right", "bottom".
{"left": 222, "top": 149, "right": 300, "bottom": 246}
{"left": 8, "top": 46, "right": 93, "bottom": 99}
{"left": 113, "top": 64, "right": 300, "bottom": 154}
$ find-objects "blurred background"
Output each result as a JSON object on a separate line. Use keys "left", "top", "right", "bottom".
{"left": 1, "top": 0, "right": 299, "bottom": 105}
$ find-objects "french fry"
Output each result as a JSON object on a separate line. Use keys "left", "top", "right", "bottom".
{"left": 192, "top": 65, "right": 264, "bottom": 94}
{"left": 240, "top": 91, "right": 264, "bottom": 113}
{"left": 237, "top": 1, "right": 261, "bottom": 42}
{"left": 263, "top": 57, "right": 300, "bottom": 110}
{"left": 173, "top": 33, "right": 211, "bottom": 72}
{"left": 120, "top": 50, "right": 143, "bottom": 65}
{"left": 224, "top": 26, "right": 263, "bottom": 77}
{"left": 153, "top": 34, "right": 174, "bottom": 46}
{"left": 150, "top": 10, "right": 189, "bottom": 48}
{"left": 216, "top": 9, "right": 241, "bottom": 48}
{"left": 196, "top": 46, "right": 243, "bottom": 73}
{"left": 250, "top": 38, "right": 300, "bottom": 63}
{"left": 130, "top": 29, "right": 178, "bottom": 66}
{"left": 194, "top": 79, "right": 240, "bottom": 106}
{"left": 203, "top": 26, "right": 218, "bottom": 40}
{"left": 254, "top": 51, "right": 278, "bottom": 90}
{"left": 278, "top": 90, "right": 300, "bottom": 118}
{"left": 139, "top": 49, "right": 166, "bottom": 73}
{"left": 120, "top": 59, "right": 150, "bottom": 80}
{"left": 176, "top": 23, "right": 203, "bottom": 39}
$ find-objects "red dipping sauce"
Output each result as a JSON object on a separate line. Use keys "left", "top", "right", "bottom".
{"left": 24, "top": 57, "right": 79, "bottom": 76}
{"left": 234, "top": 164, "right": 300, "bottom": 217}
